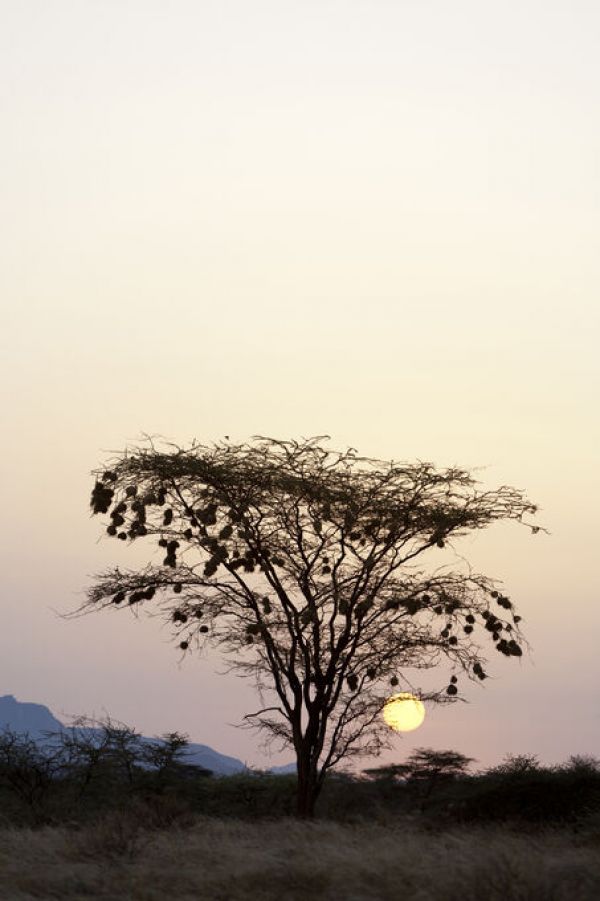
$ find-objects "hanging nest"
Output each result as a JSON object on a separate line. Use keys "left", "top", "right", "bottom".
{"left": 473, "top": 663, "right": 487, "bottom": 680}
{"left": 403, "top": 599, "right": 421, "bottom": 615}
{"left": 204, "top": 559, "right": 218, "bottom": 577}
{"left": 90, "top": 482, "right": 114, "bottom": 514}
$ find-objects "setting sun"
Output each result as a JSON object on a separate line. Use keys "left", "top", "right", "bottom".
{"left": 383, "top": 693, "right": 426, "bottom": 733}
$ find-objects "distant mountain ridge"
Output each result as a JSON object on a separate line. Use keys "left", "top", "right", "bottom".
{"left": 0, "top": 694, "right": 64, "bottom": 736}
{"left": 0, "top": 694, "right": 248, "bottom": 776}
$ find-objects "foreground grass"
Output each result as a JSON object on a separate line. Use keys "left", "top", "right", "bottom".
{"left": 0, "top": 817, "right": 599, "bottom": 901}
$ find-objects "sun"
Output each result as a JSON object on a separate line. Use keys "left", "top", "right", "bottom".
{"left": 383, "top": 693, "right": 426, "bottom": 732}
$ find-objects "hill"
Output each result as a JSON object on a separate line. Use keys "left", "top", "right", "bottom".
{"left": 0, "top": 694, "right": 247, "bottom": 776}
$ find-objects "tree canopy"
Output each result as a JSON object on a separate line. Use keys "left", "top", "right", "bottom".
{"left": 85, "top": 436, "right": 538, "bottom": 816}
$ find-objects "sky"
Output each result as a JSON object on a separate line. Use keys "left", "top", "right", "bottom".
{"left": 1, "top": 0, "right": 599, "bottom": 771}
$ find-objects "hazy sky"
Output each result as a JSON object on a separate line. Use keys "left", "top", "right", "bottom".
{"left": 1, "top": 1, "right": 599, "bottom": 770}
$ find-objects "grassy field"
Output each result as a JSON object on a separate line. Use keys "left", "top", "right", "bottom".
{"left": 0, "top": 816, "right": 599, "bottom": 901}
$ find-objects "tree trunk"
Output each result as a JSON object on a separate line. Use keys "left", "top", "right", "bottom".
{"left": 296, "top": 752, "right": 320, "bottom": 819}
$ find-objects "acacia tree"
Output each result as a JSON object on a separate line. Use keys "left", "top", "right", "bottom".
{"left": 84, "top": 436, "right": 538, "bottom": 817}
{"left": 366, "top": 748, "right": 475, "bottom": 810}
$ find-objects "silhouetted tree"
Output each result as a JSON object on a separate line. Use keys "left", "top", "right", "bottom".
{"left": 0, "top": 729, "right": 64, "bottom": 821}
{"left": 142, "top": 732, "right": 198, "bottom": 792}
{"left": 50, "top": 716, "right": 143, "bottom": 795}
{"left": 84, "top": 436, "right": 538, "bottom": 817}
{"left": 486, "top": 753, "right": 541, "bottom": 779}
{"left": 404, "top": 747, "right": 474, "bottom": 808}
{"left": 365, "top": 747, "right": 474, "bottom": 809}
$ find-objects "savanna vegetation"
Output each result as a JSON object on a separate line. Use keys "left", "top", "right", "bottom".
{"left": 1, "top": 727, "right": 600, "bottom": 899}
{"left": 2, "top": 816, "right": 600, "bottom": 901}
{"left": 2, "top": 723, "right": 600, "bottom": 898}
{"left": 2, "top": 721, "right": 600, "bottom": 828}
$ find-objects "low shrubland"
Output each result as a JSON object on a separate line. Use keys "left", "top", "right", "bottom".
{"left": 1, "top": 722, "right": 600, "bottom": 828}
{"left": 2, "top": 724, "right": 600, "bottom": 898}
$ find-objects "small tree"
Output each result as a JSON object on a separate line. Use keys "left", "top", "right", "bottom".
{"left": 50, "top": 716, "right": 144, "bottom": 796}
{"left": 0, "top": 729, "right": 64, "bottom": 822}
{"left": 84, "top": 436, "right": 538, "bottom": 817}
{"left": 486, "top": 753, "right": 541, "bottom": 779}
{"left": 52, "top": 718, "right": 111, "bottom": 799}
{"left": 365, "top": 747, "right": 474, "bottom": 809}
{"left": 142, "top": 732, "right": 206, "bottom": 792}
{"left": 403, "top": 747, "right": 474, "bottom": 809}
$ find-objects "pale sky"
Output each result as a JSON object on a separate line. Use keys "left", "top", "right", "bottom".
{"left": 1, "top": 0, "right": 599, "bottom": 770}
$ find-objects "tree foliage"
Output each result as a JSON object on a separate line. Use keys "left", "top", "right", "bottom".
{"left": 365, "top": 747, "right": 474, "bottom": 783}
{"left": 84, "top": 436, "right": 538, "bottom": 816}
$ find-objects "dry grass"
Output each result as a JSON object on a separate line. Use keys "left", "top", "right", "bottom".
{"left": 0, "top": 815, "right": 599, "bottom": 901}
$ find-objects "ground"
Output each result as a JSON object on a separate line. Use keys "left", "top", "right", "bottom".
{"left": 1, "top": 817, "right": 599, "bottom": 900}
